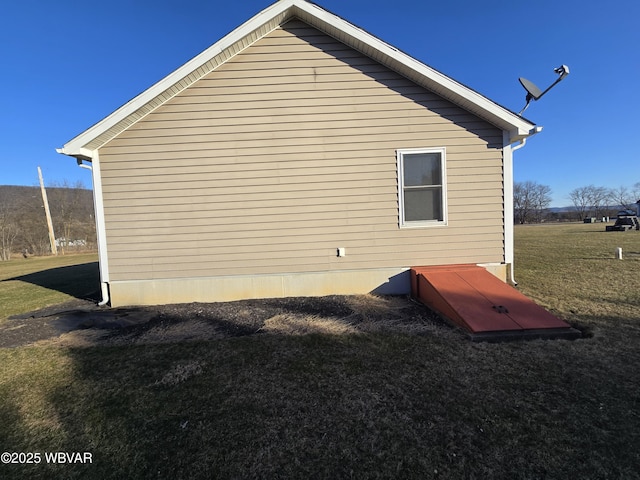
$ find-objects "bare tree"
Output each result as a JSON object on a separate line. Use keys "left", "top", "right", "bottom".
{"left": 590, "top": 186, "right": 611, "bottom": 219}
{"left": 48, "top": 180, "right": 90, "bottom": 254}
{"left": 16, "top": 197, "right": 51, "bottom": 256}
{"left": 633, "top": 182, "right": 640, "bottom": 203}
{"left": 569, "top": 185, "right": 610, "bottom": 220}
{"left": 609, "top": 185, "right": 636, "bottom": 211}
{"left": 532, "top": 183, "right": 552, "bottom": 223}
{"left": 514, "top": 182, "right": 530, "bottom": 224}
{"left": 0, "top": 183, "right": 96, "bottom": 258}
{"left": 0, "top": 205, "right": 18, "bottom": 261}
{"left": 514, "top": 181, "right": 552, "bottom": 224}
{"left": 569, "top": 186, "right": 592, "bottom": 221}
{"left": 0, "top": 187, "right": 22, "bottom": 260}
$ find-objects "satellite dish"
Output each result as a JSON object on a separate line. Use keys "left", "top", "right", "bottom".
{"left": 519, "top": 78, "right": 543, "bottom": 100}
{"left": 518, "top": 65, "right": 569, "bottom": 115}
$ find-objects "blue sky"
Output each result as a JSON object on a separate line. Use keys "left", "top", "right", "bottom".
{"left": 2, "top": 0, "right": 638, "bottom": 206}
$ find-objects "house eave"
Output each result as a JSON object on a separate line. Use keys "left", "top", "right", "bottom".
{"left": 56, "top": 147, "right": 94, "bottom": 161}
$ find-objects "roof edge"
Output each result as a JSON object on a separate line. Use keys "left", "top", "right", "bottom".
{"left": 291, "top": 1, "right": 535, "bottom": 140}
{"left": 59, "top": 0, "right": 299, "bottom": 157}
{"left": 58, "top": 0, "right": 536, "bottom": 156}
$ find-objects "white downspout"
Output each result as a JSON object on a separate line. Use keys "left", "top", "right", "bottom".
{"left": 505, "top": 127, "right": 542, "bottom": 285}
{"left": 503, "top": 132, "right": 517, "bottom": 285}
{"left": 76, "top": 157, "right": 110, "bottom": 307}
{"left": 512, "top": 137, "right": 527, "bottom": 152}
{"left": 97, "top": 283, "right": 110, "bottom": 307}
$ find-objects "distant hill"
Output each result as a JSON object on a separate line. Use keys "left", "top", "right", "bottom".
{"left": 0, "top": 185, "right": 95, "bottom": 258}
{"left": 547, "top": 206, "right": 575, "bottom": 213}
{"left": 0, "top": 185, "right": 93, "bottom": 206}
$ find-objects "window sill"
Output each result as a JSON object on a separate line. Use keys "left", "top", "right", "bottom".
{"left": 400, "top": 221, "right": 448, "bottom": 229}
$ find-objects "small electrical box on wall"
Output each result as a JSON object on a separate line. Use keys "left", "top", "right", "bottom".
{"left": 337, "top": 247, "right": 346, "bottom": 257}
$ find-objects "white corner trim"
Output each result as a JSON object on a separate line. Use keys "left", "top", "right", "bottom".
{"left": 90, "top": 150, "right": 110, "bottom": 283}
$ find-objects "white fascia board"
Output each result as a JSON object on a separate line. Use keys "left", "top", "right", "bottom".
{"left": 59, "top": 0, "right": 299, "bottom": 157}
{"left": 56, "top": 146, "right": 94, "bottom": 160}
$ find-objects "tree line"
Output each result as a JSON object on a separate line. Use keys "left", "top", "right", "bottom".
{"left": 514, "top": 181, "right": 640, "bottom": 224}
{"left": 0, "top": 183, "right": 96, "bottom": 261}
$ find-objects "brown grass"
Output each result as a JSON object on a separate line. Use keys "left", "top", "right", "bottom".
{"left": 514, "top": 223, "right": 640, "bottom": 337}
{"left": 31, "top": 294, "right": 444, "bottom": 348}
{"left": 153, "top": 360, "right": 205, "bottom": 387}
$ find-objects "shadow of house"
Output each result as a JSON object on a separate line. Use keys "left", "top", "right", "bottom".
{"left": 4, "top": 262, "right": 100, "bottom": 302}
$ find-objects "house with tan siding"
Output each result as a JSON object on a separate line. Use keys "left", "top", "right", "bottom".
{"left": 58, "top": 0, "right": 538, "bottom": 307}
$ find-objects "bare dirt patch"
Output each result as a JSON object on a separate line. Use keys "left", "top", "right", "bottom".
{"left": 0, "top": 295, "right": 450, "bottom": 348}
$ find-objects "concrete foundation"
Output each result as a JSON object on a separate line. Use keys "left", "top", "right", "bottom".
{"left": 107, "top": 263, "right": 509, "bottom": 307}
{"left": 108, "top": 267, "right": 409, "bottom": 307}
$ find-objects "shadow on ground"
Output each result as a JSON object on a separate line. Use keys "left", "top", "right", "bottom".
{"left": 2, "top": 310, "right": 638, "bottom": 480}
{"left": 3, "top": 262, "right": 100, "bottom": 301}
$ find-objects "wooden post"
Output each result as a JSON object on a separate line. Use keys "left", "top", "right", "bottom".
{"left": 37, "top": 166, "right": 58, "bottom": 255}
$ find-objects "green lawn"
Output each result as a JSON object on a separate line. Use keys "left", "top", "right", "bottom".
{"left": 1, "top": 226, "right": 639, "bottom": 480}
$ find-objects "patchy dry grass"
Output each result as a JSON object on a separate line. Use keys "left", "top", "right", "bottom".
{"left": 153, "top": 360, "right": 205, "bottom": 387}
{"left": 1, "top": 225, "right": 639, "bottom": 479}
{"left": 261, "top": 313, "right": 358, "bottom": 335}
{"left": 515, "top": 223, "right": 640, "bottom": 337}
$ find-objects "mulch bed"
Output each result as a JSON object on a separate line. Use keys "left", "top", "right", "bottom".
{"left": 0, "top": 295, "right": 450, "bottom": 348}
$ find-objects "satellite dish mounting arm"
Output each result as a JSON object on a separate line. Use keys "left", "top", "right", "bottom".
{"left": 518, "top": 65, "right": 569, "bottom": 115}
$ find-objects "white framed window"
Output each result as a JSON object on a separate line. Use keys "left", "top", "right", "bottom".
{"left": 397, "top": 147, "right": 447, "bottom": 227}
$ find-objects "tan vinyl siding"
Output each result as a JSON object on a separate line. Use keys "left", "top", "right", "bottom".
{"left": 98, "top": 20, "right": 504, "bottom": 282}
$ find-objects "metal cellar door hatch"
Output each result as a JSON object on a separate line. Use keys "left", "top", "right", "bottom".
{"left": 410, "top": 265, "right": 580, "bottom": 341}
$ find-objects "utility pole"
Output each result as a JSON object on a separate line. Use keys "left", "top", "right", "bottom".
{"left": 38, "top": 166, "right": 58, "bottom": 255}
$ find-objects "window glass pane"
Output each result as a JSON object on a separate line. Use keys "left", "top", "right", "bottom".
{"left": 404, "top": 188, "right": 443, "bottom": 222}
{"left": 403, "top": 153, "right": 441, "bottom": 187}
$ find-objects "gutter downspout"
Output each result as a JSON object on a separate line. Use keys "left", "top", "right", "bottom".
{"left": 76, "top": 158, "right": 110, "bottom": 307}
{"left": 97, "top": 283, "right": 110, "bottom": 307}
{"left": 512, "top": 137, "right": 527, "bottom": 153}
{"left": 506, "top": 127, "right": 543, "bottom": 286}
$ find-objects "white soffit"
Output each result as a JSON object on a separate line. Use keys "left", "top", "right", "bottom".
{"left": 58, "top": 0, "right": 535, "bottom": 158}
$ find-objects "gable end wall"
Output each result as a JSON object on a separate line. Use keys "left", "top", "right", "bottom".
{"left": 97, "top": 20, "right": 505, "bottom": 305}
